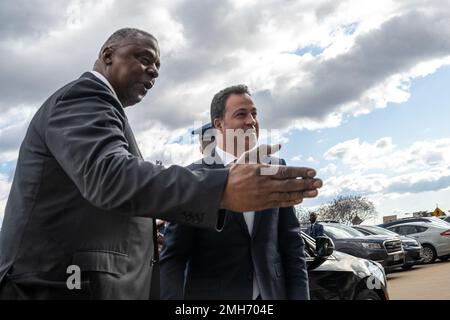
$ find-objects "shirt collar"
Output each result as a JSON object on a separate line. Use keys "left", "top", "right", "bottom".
{"left": 215, "top": 146, "right": 237, "bottom": 166}
{"left": 89, "top": 71, "right": 119, "bottom": 100}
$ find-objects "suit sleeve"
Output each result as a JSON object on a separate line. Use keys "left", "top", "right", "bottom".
{"left": 45, "top": 80, "right": 227, "bottom": 229}
{"left": 278, "top": 159, "right": 310, "bottom": 300}
{"left": 159, "top": 222, "right": 195, "bottom": 299}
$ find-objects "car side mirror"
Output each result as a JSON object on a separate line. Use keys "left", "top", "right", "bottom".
{"left": 316, "top": 236, "right": 334, "bottom": 258}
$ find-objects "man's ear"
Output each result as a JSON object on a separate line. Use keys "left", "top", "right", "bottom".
{"left": 101, "top": 47, "right": 114, "bottom": 65}
{"left": 213, "top": 118, "right": 223, "bottom": 132}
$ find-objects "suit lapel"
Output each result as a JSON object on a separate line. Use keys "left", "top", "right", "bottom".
{"left": 251, "top": 210, "right": 263, "bottom": 238}
{"left": 203, "top": 153, "right": 251, "bottom": 237}
{"left": 249, "top": 156, "right": 278, "bottom": 238}
{"left": 251, "top": 208, "right": 274, "bottom": 238}
{"left": 123, "top": 120, "right": 143, "bottom": 159}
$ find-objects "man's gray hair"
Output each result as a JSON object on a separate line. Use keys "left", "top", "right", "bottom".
{"left": 99, "top": 28, "right": 157, "bottom": 57}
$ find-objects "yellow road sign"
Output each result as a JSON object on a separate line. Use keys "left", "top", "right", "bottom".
{"left": 433, "top": 207, "right": 444, "bottom": 217}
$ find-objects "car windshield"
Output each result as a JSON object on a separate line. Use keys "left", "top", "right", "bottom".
{"left": 361, "top": 225, "right": 399, "bottom": 236}
{"left": 324, "top": 224, "right": 365, "bottom": 239}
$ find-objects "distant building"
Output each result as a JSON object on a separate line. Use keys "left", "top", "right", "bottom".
{"left": 383, "top": 215, "right": 397, "bottom": 223}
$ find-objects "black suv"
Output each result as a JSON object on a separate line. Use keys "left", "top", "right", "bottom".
{"left": 352, "top": 225, "right": 423, "bottom": 270}
{"left": 302, "top": 232, "right": 388, "bottom": 300}
{"left": 319, "top": 222, "right": 405, "bottom": 272}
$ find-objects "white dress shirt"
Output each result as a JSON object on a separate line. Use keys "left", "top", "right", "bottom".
{"left": 89, "top": 71, "right": 120, "bottom": 103}
{"left": 215, "top": 146, "right": 261, "bottom": 299}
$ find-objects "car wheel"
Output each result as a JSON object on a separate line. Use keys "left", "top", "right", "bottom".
{"left": 422, "top": 245, "right": 437, "bottom": 264}
{"left": 355, "top": 289, "right": 381, "bottom": 300}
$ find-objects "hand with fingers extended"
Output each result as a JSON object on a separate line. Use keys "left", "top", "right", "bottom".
{"left": 219, "top": 144, "right": 322, "bottom": 212}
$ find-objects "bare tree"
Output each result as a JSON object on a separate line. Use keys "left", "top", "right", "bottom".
{"left": 316, "top": 195, "right": 376, "bottom": 225}
{"left": 295, "top": 205, "right": 312, "bottom": 225}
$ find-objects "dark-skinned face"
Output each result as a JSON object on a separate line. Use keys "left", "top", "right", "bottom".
{"left": 103, "top": 35, "right": 160, "bottom": 107}
{"left": 310, "top": 214, "right": 317, "bottom": 223}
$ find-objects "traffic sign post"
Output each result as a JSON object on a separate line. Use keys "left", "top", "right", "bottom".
{"left": 433, "top": 207, "right": 444, "bottom": 217}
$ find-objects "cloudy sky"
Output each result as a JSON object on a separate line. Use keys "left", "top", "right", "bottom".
{"left": 1, "top": 0, "right": 450, "bottom": 224}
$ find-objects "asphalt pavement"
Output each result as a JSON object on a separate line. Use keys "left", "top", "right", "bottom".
{"left": 387, "top": 259, "right": 450, "bottom": 300}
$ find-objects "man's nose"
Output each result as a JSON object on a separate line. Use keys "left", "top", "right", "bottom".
{"left": 146, "top": 64, "right": 159, "bottom": 79}
{"left": 245, "top": 114, "right": 257, "bottom": 126}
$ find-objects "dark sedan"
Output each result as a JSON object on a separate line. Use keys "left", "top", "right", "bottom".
{"left": 302, "top": 232, "right": 389, "bottom": 300}
{"left": 319, "top": 222, "right": 405, "bottom": 272}
{"left": 352, "top": 225, "right": 423, "bottom": 270}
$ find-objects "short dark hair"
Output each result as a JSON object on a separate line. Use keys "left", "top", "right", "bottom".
{"left": 210, "top": 85, "right": 251, "bottom": 125}
{"left": 99, "top": 28, "right": 157, "bottom": 57}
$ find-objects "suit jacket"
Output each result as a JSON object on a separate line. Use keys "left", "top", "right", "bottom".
{"left": 0, "top": 72, "right": 228, "bottom": 299}
{"left": 308, "top": 223, "right": 324, "bottom": 239}
{"left": 159, "top": 156, "right": 310, "bottom": 300}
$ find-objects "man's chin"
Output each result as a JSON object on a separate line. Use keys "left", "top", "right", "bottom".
{"left": 125, "top": 95, "right": 145, "bottom": 107}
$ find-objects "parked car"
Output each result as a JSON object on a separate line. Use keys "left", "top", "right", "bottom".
{"left": 379, "top": 216, "right": 450, "bottom": 228}
{"left": 301, "top": 232, "right": 388, "bottom": 300}
{"left": 380, "top": 220, "right": 450, "bottom": 264}
{"left": 352, "top": 225, "right": 423, "bottom": 270}
{"left": 319, "top": 222, "right": 405, "bottom": 272}
{"left": 441, "top": 216, "right": 450, "bottom": 223}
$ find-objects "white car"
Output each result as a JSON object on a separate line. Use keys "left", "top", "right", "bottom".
{"left": 385, "top": 219, "right": 450, "bottom": 264}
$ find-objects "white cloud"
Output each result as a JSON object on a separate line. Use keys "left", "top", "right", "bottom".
{"left": 320, "top": 137, "right": 450, "bottom": 205}
{"left": 318, "top": 163, "right": 337, "bottom": 175}
{"left": 324, "top": 137, "right": 395, "bottom": 167}
{"left": 324, "top": 137, "right": 450, "bottom": 173}
{"left": 2, "top": 1, "right": 450, "bottom": 134}
{"left": 135, "top": 125, "right": 202, "bottom": 166}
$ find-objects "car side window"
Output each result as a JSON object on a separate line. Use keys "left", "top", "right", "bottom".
{"left": 414, "top": 226, "right": 428, "bottom": 233}
{"left": 395, "top": 225, "right": 417, "bottom": 235}
{"left": 389, "top": 226, "right": 399, "bottom": 233}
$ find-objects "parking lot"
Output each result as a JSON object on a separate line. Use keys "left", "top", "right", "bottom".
{"left": 387, "top": 260, "right": 450, "bottom": 299}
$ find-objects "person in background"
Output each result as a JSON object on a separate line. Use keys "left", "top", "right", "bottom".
{"left": 308, "top": 212, "right": 324, "bottom": 239}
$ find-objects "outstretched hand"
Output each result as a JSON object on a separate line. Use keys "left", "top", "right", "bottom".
{"left": 220, "top": 144, "right": 322, "bottom": 212}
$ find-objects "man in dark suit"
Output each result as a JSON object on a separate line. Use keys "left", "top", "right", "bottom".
{"left": 308, "top": 212, "right": 324, "bottom": 239}
{"left": 0, "top": 29, "right": 322, "bottom": 300}
{"left": 160, "top": 85, "right": 321, "bottom": 300}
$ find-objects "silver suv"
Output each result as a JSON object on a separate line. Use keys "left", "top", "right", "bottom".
{"left": 385, "top": 219, "right": 450, "bottom": 263}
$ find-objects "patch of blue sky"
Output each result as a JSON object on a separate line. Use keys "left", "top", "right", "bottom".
{"left": 0, "top": 160, "right": 15, "bottom": 182}
{"left": 294, "top": 45, "right": 325, "bottom": 57}
{"left": 341, "top": 22, "right": 358, "bottom": 35}
{"left": 283, "top": 64, "right": 450, "bottom": 168}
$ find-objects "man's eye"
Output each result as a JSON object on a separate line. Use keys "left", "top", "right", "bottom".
{"left": 140, "top": 57, "right": 151, "bottom": 65}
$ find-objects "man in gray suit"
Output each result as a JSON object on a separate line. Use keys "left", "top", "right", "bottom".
{"left": 0, "top": 28, "right": 321, "bottom": 299}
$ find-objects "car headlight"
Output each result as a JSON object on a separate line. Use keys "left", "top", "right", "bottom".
{"left": 404, "top": 240, "right": 419, "bottom": 247}
{"left": 364, "top": 260, "right": 386, "bottom": 287}
{"left": 361, "top": 242, "right": 383, "bottom": 249}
